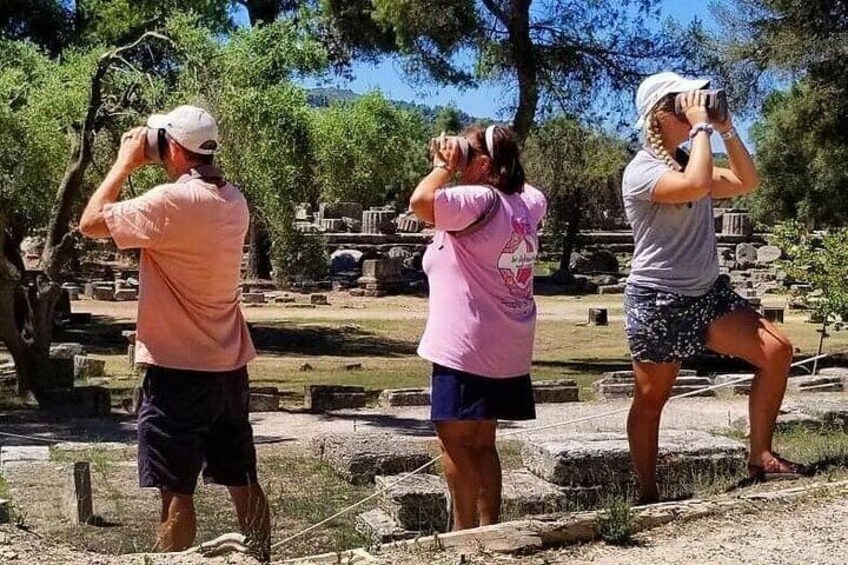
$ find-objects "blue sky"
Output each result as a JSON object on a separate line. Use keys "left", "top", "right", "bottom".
{"left": 234, "top": 1, "right": 754, "bottom": 144}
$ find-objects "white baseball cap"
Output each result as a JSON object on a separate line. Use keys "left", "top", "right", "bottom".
{"left": 634, "top": 72, "right": 710, "bottom": 128}
{"left": 147, "top": 105, "right": 220, "bottom": 155}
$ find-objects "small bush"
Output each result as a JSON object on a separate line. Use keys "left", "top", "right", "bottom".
{"left": 597, "top": 498, "right": 634, "bottom": 546}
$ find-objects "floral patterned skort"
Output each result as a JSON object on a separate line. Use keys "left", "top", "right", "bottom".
{"left": 624, "top": 275, "right": 752, "bottom": 363}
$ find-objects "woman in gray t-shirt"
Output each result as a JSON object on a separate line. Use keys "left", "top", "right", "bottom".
{"left": 621, "top": 72, "right": 806, "bottom": 504}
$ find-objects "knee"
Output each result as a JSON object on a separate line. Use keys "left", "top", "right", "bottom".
{"left": 763, "top": 336, "right": 794, "bottom": 372}
{"left": 631, "top": 389, "right": 668, "bottom": 416}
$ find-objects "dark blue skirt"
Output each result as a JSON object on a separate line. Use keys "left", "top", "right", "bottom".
{"left": 430, "top": 363, "right": 536, "bottom": 422}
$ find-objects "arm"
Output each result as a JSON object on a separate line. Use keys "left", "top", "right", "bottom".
{"left": 79, "top": 127, "right": 147, "bottom": 239}
{"left": 651, "top": 91, "right": 714, "bottom": 205}
{"left": 709, "top": 124, "right": 759, "bottom": 199}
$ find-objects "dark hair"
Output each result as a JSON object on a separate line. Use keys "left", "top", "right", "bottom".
{"left": 184, "top": 148, "right": 215, "bottom": 166}
{"left": 463, "top": 124, "right": 526, "bottom": 194}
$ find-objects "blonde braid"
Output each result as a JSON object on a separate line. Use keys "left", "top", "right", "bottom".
{"left": 647, "top": 112, "right": 681, "bottom": 171}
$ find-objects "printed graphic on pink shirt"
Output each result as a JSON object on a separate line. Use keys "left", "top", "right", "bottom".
{"left": 497, "top": 218, "right": 537, "bottom": 299}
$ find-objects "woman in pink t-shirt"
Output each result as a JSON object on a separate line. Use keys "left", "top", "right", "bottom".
{"left": 410, "top": 124, "right": 547, "bottom": 531}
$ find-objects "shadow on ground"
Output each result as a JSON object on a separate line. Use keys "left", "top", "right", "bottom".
{"left": 0, "top": 409, "right": 136, "bottom": 446}
{"left": 249, "top": 323, "right": 418, "bottom": 357}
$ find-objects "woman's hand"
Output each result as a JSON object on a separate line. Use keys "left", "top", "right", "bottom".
{"left": 679, "top": 90, "right": 710, "bottom": 126}
{"left": 712, "top": 110, "right": 734, "bottom": 135}
{"left": 430, "top": 132, "right": 461, "bottom": 172}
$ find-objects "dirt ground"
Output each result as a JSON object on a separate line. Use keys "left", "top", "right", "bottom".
{"left": 2, "top": 490, "right": 847, "bottom": 564}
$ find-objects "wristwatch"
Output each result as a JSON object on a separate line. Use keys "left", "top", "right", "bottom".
{"left": 689, "top": 123, "right": 714, "bottom": 139}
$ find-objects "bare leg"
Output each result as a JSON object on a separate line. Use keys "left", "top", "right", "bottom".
{"left": 627, "top": 362, "right": 680, "bottom": 504}
{"left": 156, "top": 489, "right": 197, "bottom": 552}
{"left": 706, "top": 310, "right": 794, "bottom": 467}
{"left": 474, "top": 421, "right": 501, "bottom": 526}
{"left": 228, "top": 483, "right": 271, "bottom": 560}
{"left": 436, "top": 421, "right": 483, "bottom": 530}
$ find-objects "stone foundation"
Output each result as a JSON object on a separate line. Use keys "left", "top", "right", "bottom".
{"left": 311, "top": 433, "right": 434, "bottom": 485}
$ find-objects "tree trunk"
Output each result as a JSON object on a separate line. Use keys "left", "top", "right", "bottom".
{"left": 813, "top": 315, "right": 829, "bottom": 376}
{"left": 552, "top": 193, "right": 583, "bottom": 286}
{"left": 245, "top": 217, "right": 273, "bottom": 280}
{"left": 506, "top": 0, "right": 537, "bottom": 145}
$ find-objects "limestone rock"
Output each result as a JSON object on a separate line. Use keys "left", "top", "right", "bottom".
{"left": 788, "top": 375, "right": 844, "bottom": 393}
{"left": 73, "top": 356, "right": 106, "bottom": 380}
{"left": 312, "top": 434, "right": 433, "bottom": 485}
{"left": 376, "top": 473, "right": 448, "bottom": 533}
{"left": 304, "top": 385, "right": 367, "bottom": 412}
{"left": 50, "top": 343, "right": 86, "bottom": 359}
{"left": 756, "top": 245, "right": 783, "bottom": 265}
{"left": 379, "top": 388, "right": 431, "bottom": 407}
{"left": 330, "top": 249, "right": 364, "bottom": 274}
{"left": 355, "top": 509, "right": 419, "bottom": 543}
{"left": 521, "top": 431, "right": 746, "bottom": 501}
{"left": 532, "top": 380, "right": 579, "bottom": 404}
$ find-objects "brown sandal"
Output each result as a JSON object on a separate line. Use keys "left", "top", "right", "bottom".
{"left": 748, "top": 453, "right": 809, "bottom": 482}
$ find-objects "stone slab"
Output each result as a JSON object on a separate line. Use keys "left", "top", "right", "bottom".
{"left": 249, "top": 391, "right": 280, "bottom": 412}
{"left": 376, "top": 473, "right": 448, "bottom": 533}
{"left": 501, "top": 470, "right": 571, "bottom": 517}
{"left": 50, "top": 343, "right": 86, "bottom": 360}
{"left": 0, "top": 446, "right": 51, "bottom": 471}
{"left": 521, "top": 431, "right": 746, "bottom": 500}
{"left": 714, "top": 374, "right": 754, "bottom": 396}
{"left": 532, "top": 380, "right": 579, "bottom": 404}
{"left": 304, "top": 385, "right": 367, "bottom": 412}
{"left": 379, "top": 388, "right": 431, "bottom": 407}
{"left": 355, "top": 509, "right": 419, "bottom": 544}
{"left": 312, "top": 434, "right": 434, "bottom": 485}
{"left": 73, "top": 356, "right": 106, "bottom": 380}
{"left": 788, "top": 376, "right": 844, "bottom": 393}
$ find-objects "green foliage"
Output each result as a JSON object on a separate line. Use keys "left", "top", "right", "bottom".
{"left": 432, "top": 104, "right": 467, "bottom": 135}
{"left": 746, "top": 80, "right": 848, "bottom": 227}
{"left": 771, "top": 221, "right": 848, "bottom": 323}
{"left": 523, "top": 117, "right": 628, "bottom": 263}
{"left": 310, "top": 92, "right": 429, "bottom": 207}
{"left": 598, "top": 498, "right": 634, "bottom": 546}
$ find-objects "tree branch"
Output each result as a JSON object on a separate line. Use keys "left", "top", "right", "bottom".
{"left": 480, "top": 0, "right": 509, "bottom": 27}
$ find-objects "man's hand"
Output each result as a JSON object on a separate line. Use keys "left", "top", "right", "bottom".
{"left": 117, "top": 127, "right": 150, "bottom": 172}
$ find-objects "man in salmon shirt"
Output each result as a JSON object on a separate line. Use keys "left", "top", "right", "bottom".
{"left": 79, "top": 106, "right": 270, "bottom": 559}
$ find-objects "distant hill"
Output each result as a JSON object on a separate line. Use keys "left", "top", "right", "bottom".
{"left": 307, "top": 87, "right": 479, "bottom": 127}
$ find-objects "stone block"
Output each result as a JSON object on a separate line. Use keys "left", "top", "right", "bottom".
{"left": 241, "top": 292, "right": 266, "bottom": 305}
{"left": 396, "top": 214, "right": 423, "bottom": 234}
{"left": 355, "top": 509, "right": 418, "bottom": 544}
{"left": 320, "top": 202, "right": 363, "bottom": 221}
{"left": 50, "top": 343, "right": 86, "bottom": 359}
{"left": 312, "top": 433, "right": 433, "bottom": 485}
{"left": 0, "top": 499, "right": 9, "bottom": 524}
{"left": 532, "top": 380, "right": 579, "bottom": 404}
{"left": 304, "top": 385, "right": 367, "bottom": 413}
{"left": 714, "top": 374, "right": 753, "bottom": 396}
{"left": 62, "top": 285, "right": 82, "bottom": 301}
{"left": 362, "top": 210, "right": 397, "bottom": 235}
{"left": 501, "top": 470, "right": 570, "bottom": 517}
{"left": 0, "top": 446, "right": 51, "bottom": 471}
{"left": 361, "top": 259, "right": 402, "bottom": 281}
{"left": 65, "top": 461, "right": 93, "bottom": 525}
{"left": 735, "top": 243, "right": 758, "bottom": 269}
{"left": 788, "top": 375, "right": 844, "bottom": 393}
{"left": 763, "top": 307, "right": 785, "bottom": 324}
{"left": 379, "top": 388, "right": 431, "bottom": 407}
{"left": 522, "top": 431, "right": 746, "bottom": 501}
{"left": 376, "top": 473, "right": 448, "bottom": 533}
{"left": 723, "top": 213, "right": 754, "bottom": 236}
{"left": 757, "top": 245, "right": 783, "bottom": 265}
{"left": 775, "top": 412, "right": 828, "bottom": 433}
{"left": 588, "top": 308, "right": 608, "bottom": 326}
{"left": 319, "top": 218, "right": 346, "bottom": 232}
{"left": 593, "top": 374, "right": 712, "bottom": 400}
{"left": 92, "top": 286, "right": 115, "bottom": 301}
{"left": 73, "top": 356, "right": 106, "bottom": 380}
{"left": 310, "top": 294, "right": 330, "bottom": 306}
{"left": 249, "top": 388, "right": 280, "bottom": 412}
{"left": 114, "top": 288, "right": 138, "bottom": 301}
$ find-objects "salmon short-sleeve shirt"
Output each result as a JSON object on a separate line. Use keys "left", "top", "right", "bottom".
{"left": 104, "top": 175, "right": 256, "bottom": 372}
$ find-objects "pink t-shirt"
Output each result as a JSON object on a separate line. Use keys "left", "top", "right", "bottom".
{"left": 418, "top": 184, "right": 547, "bottom": 378}
{"left": 104, "top": 174, "right": 256, "bottom": 372}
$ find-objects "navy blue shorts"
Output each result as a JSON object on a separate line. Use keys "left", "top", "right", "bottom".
{"left": 624, "top": 275, "right": 752, "bottom": 363}
{"left": 430, "top": 364, "right": 536, "bottom": 422}
{"left": 137, "top": 365, "right": 258, "bottom": 495}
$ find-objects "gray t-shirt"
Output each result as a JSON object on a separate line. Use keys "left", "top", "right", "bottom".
{"left": 621, "top": 148, "right": 719, "bottom": 296}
